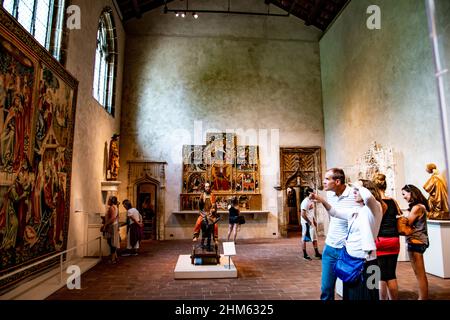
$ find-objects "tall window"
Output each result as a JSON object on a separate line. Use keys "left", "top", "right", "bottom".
{"left": 1, "top": 0, "right": 66, "bottom": 61}
{"left": 93, "top": 8, "right": 117, "bottom": 116}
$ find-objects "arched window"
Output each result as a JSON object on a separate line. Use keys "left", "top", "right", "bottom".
{"left": 1, "top": 0, "right": 66, "bottom": 62}
{"left": 93, "top": 8, "right": 117, "bottom": 116}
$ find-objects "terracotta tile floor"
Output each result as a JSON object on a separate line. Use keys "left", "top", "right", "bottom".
{"left": 47, "top": 237, "right": 450, "bottom": 300}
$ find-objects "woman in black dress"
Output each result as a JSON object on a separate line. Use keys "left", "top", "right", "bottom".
{"left": 227, "top": 197, "right": 240, "bottom": 242}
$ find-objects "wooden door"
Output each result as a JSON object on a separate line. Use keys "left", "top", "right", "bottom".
{"left": 137, "top": 183, "right": 157, "bottom": 240}
{"left": 279, "top": 147, "right": 322, "bottom": 236}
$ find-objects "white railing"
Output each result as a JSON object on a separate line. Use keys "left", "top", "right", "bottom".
{"left": 0, "top": 236, "right": 103, "bottom": 285}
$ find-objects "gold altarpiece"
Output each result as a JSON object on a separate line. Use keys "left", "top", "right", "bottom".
{"left": 180, "top": 133, "right": 262, "bottom": 211}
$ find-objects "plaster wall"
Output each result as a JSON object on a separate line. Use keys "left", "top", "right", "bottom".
{"left": 64, "top": 0, "right": 125, "bottom": 253}
{"left": 435, "top": 0, "right": 450, "bottom": 142}
{"left": 119, "top": 0, "right": 324, "bottom": 239}
{"left": 320, "top": 0, "right": 448, "bottom": 207}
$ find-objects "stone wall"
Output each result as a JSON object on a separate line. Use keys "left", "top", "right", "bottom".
{"left": 320, "top": 0, "right": 447, "bottom": 207}
{"left": 119, "top": 0, "right": 324, "bottom": 239}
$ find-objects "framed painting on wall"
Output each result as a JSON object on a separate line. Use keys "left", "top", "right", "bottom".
{"left": 184, "top": 172, "right": 206, "bottom": 193}
{"left": 0, "top": 8, "right": 78, "bottom": 292}
{"left": 237, "top": 145, "right": 259, "bottom": 171}
{"left": 180, "top": 133, "right": 262, "bottom": 211}
{"left": 236, "top": 172, "right": 257, "bottom": 193}
{"left": 210, "top": 164, "right": 233, "bottom": 192}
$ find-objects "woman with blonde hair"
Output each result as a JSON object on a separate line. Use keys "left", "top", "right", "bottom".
{"left": 372, "top": 173, "right": 400, "bottom": 300}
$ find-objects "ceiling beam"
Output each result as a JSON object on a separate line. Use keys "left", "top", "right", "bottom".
{"left": 139, "top": 0, "right": 175, "bottom": 18}
{"left": 131, "top": 0, "right": 142, "bottom": 18}
{"left": 305, "top": 0, "right": 325, "bottom": 26}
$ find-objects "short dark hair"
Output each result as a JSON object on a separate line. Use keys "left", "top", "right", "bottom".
{"left": 327, "top": 168, "right": 346, "bottom": 184}
{"left": 304, "top": 187, "right": 314, "bottom": 196}
{"left": 122, "top": 199, "right": 132, "bottom": 209}
{"left": 110, "top": 196, "right": 119, "bottom": 205}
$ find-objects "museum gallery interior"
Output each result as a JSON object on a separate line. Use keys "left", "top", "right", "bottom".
{"left": 0, "top": 0, "right": 450, "bottom": 301}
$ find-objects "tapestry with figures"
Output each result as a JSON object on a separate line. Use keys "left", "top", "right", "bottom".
{"left": 0, "top": 8, "right": 78, "bottom": 291}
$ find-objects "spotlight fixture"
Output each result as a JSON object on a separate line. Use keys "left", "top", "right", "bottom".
{"left": 163, "top": 0, "right": 290, "bottom": 19}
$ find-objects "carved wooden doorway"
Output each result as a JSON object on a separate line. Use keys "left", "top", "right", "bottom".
{"left": 279, "top": 147, "right": 322, "bottom": 237}
{"left": 127, "top": 161, "right": 166, "bottom": 240}
{"left": 137, "top": 183, "right": 157, "bottom": 240}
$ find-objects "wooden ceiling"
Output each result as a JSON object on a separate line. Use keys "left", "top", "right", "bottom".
{"left": 268, "top": 0, "right": 349, "bottom": 30}
{"left": 115, "top": 0, "right": 349, "bottom": 31}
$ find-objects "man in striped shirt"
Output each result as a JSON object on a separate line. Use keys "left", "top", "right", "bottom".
{"left": 320, "top": 168, "right": 359, "bottom": 300}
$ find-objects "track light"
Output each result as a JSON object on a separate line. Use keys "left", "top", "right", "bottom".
{"left": 163, "top": 1, "right": 290, "bottom": 19}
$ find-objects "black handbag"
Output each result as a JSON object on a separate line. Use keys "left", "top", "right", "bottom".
{"left": 237, "top": 215, "right": 246, "bottom": 225}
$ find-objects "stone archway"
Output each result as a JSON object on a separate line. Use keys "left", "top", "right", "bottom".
{"left": 127, "top": 161, "right": 167, "bottom": 240}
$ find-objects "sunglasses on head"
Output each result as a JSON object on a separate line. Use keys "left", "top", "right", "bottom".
{"left": 403, "top": 184, "right": 412, "bottom": 191}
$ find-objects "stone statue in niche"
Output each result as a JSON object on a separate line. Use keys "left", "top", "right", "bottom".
{"left": 108, "top": 133, "right": 120, "bottom": 180}
{"left": 423, "top": 163, "right": 450, "bottom": 220}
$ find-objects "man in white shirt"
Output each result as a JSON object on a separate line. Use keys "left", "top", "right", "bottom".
{"left": 320, "top": 168, "right": 359, "bottom": 300}
{"left": 300, "top": 187, "right": 322, "bottom": 260}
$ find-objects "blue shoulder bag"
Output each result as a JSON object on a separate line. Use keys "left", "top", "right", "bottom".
{"left": 333, "top": 219, "right": 366, "bottom": 283}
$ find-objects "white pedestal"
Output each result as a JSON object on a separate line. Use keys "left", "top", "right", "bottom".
{"left": 398, "top": 236, "right": 409, "bottom": 261}
{"left": 174, "top": 255, "right": 238, "bottom": 279}
{"left": 424, "top": 220, "right": 450, "bottom": 278}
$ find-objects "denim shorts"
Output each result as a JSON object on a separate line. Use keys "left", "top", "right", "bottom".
{"left": 407, "top": 243, "right": 428, "bottom": 254}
